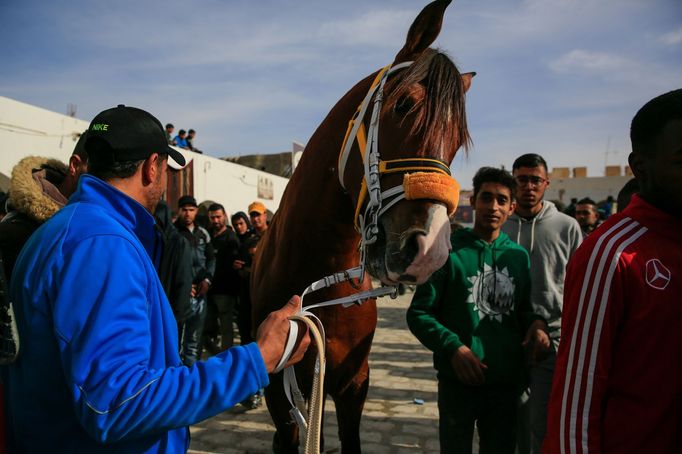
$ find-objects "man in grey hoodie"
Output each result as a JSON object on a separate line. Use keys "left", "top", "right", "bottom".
{"left": 501, "top": 153, "right": 582, "bottom": 454}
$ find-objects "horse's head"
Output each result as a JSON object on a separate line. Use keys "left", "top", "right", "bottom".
{"left": 339, "top": 0, "right": 474, "bottom": 285}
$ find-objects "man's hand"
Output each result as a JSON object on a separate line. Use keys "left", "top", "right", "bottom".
{"left": 197, "top": 279, "right": 210, "bottom": 297}
{"left": 523, "top": 320, "right": 551, "bottom": 364}
{"left": 450, "top": 345, "right": 487, "bottom": 385}
{"left": 233, "top": 259, "right": 245, "bottom": 270}
{"left": 190, "top": 284, "right": 197, "bottom": 298}
{"left": 256, "top": 296, "right": 311, "bottom": 373}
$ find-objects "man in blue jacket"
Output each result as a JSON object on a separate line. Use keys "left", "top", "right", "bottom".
{"left": 5, "top": 105, "right": 309, "bottom": 453}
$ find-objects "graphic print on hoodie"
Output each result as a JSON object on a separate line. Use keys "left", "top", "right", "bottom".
{"left": 407, "top": 228, "right": 543, "bottom": 386}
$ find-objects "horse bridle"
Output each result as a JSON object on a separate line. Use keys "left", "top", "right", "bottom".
{"left": 276, "top": 62, "right": 461, "bottom": 452}
{"left": 337, "top": 61, "right": 460, "bottom": 273}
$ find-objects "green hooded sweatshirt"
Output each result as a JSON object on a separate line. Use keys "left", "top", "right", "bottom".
{"left": 407, "top": 228, "right": 541, "bottom": 385}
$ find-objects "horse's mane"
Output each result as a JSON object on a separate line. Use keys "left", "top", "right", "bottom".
{"left": 386, "top": 48, "right": 471, "bottom": 160}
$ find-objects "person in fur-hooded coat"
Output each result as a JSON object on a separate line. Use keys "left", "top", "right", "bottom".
{"left": 0, "top": 152, "right": 87, "bottom": 280}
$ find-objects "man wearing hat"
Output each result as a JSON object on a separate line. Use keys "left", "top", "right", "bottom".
{"left": 4, "top": 105, "right": 309, "bottom": 452}
{"left": 248, "top": 200, "right": 268, "bottom": 237}
{"left": 174, "top": 194, "right": 215, "bottom": 366}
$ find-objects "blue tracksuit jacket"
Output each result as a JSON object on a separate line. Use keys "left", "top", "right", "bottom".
{"left": 6, "top": 175, "right": 269, "bottom": 452}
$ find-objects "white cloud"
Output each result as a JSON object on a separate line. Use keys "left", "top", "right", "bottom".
{"left": 660, "top": 28, "right": 682, "bottom": 45}
{"left": 549, "top": 49, "right": 634, "bottom": 75}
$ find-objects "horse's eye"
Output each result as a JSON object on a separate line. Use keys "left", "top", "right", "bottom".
{"left": 394, "top": 96, "right": 414, "bottom": 115}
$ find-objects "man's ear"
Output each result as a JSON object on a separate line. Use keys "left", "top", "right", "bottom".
{"left": 68, "top": 155, "right": 84, "bottom": 176}
{"left": 509, "top": 200, "right": 517, "bottom": 216}
{"left": 469, "top": 194, "right": 476, "bottom": 208}
{"left": 628, "top": 151, "right": 645, "bottom": 180}
{"left": 142, "top": 153, "right": 160, "bottom": 185}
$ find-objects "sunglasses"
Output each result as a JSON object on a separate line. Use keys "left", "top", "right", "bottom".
{"left": 514, "top": 175, "right": 546, "bottom": 186}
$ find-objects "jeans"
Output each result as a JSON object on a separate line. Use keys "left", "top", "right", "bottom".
{"left": 180, "top": 296, "right": 207, "bottom": 366}
{"left": 517, "top": 349, "right": 556, "bottom": 454}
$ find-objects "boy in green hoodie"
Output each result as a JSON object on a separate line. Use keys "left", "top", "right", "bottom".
{"left": 407, "top": 167, "right": 549, "bottom": 454}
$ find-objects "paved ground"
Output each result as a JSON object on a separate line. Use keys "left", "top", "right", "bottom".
{"left": 188, "top": 288, "right": 469, "bottom": 453}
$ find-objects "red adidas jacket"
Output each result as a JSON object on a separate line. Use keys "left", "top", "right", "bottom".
{"left": 544, "top": 195, "right": 682, "bottom": 454}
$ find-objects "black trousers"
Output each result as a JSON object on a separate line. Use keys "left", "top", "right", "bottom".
{"left": 437, "top": 378, "right": 518, "bottom": 454}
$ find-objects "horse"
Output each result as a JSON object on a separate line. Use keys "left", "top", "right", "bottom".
{"left": 251, "top": 0, "right": 474, "bottom": 451}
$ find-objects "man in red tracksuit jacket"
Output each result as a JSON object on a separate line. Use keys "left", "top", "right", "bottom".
{"left": 544, "top": 88, "right": 682, "bottom": 453}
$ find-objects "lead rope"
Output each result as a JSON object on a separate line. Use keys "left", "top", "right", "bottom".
{"left": 275, "top": 268, "right": 398, "bottom": 453}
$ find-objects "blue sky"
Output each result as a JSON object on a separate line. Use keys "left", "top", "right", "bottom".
{"left": 2, "top": 0, "right": 681, "bottom": 187}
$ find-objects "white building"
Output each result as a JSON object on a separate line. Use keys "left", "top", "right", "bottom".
{"left": 0, "top": 96, "right": 289, "bottom": 216}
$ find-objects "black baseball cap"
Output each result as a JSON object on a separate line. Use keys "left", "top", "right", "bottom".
{"left": 178, "top": 195, "right": 198, "bottom": 208}
{"left": 85, "top": 104, "right": 186, "bottom": 166}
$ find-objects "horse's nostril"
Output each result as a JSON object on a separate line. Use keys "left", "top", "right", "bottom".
{"left": 400, "top": 231, "right": 423, "bottom": 268}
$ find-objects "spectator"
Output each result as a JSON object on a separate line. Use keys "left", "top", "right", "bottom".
{"left": 616, "top": 178, "right": 639, "bottom": 213}
{"left": 0, "top": 132, "right": 89, "bottom": 372}
{"left": 407, "top": 167, "right": 549, "bottom": 453}
{"left": 601, "top": 195, "right": 615, "bottom": 218}
{"left": 0, "top": 133, "right": 89, "bottom": 281}
{"left": 4, "top": 104, "right": 309, "bottom": 452}
{"left": 165, "top": 123, "right": 175, "bottom": 145}
{"left": 0, "top": 132, "right": 88, "bottom": 452}
{"left": 545, "top": 89, "right": 682, "bottom": 454}
{"left": 237, "top": 201, "right": 271, "bottom": 410}
{"left": 174, "top": 195, "right": 215, "bottom": 366}
{"left": 154, "top": 200, "right": 193, "bottom": 341}
{"left": 174, "top": 129, "right": 189, "bottom": 150}
{"left": 186, "top": 129, "right": 198, "bottom": 152}
{"left": 248, "top": 200, "right": 269, "bottom": 236}
{"left": 501, "top": 153, "right": 582, "bottom": 454}
{"left": 204, "top": 203, "right": 240, "bottom": 354}
{"left": 231, "top": 211, "right": 255, "bottom": 346}
{"left": 574, "top": 197, "right": 601, "bottom": 237}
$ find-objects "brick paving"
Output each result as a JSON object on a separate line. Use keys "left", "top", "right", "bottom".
{"left": 188, "top": 288, "right": 476, "bottom": 453}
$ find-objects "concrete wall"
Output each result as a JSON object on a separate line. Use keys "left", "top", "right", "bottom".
{"left": 545, "top": 175, "right": 632, "bottom": 204}
{"left": 0, "top": 96, "right": 289, "bottom": 213}
{"left": 174, "top": 149, "right": 288, "bottom": 215}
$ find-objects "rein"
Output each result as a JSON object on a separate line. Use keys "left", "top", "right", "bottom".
{"left": 276, "top": 60, "right": 460, "bottom": 453}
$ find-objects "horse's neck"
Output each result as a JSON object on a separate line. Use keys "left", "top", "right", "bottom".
{"left": 263, "top": 77, "right": 375, "bottom": 287}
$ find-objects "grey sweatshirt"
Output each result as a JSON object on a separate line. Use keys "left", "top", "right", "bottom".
{"left": 501, "top": 200, "right": 582, "bottom": 348}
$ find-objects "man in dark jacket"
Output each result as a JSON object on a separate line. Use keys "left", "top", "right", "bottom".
{"left": 154, "top": 201, "right": 193, "bottom": 337}
{"left": 174, "top": 195, "right": 215, "bottom": 366}
{"left": 204, "top": 203, "right": 240, "bottom": 353}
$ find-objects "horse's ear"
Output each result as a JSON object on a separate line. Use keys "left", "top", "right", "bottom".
{"left": 461, "top": 72, "right": 476, "bottom": 93}
{"left": 394, "top": 0, "right": 452, "bottom": 64}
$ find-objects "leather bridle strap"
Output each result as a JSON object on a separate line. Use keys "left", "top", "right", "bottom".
{"left": 352, "top": 157, "right": 458, "bottom": 232}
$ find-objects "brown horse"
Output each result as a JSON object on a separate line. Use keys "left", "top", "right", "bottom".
{"left": 251, "top": 0, "right": 474, "bottom": 451}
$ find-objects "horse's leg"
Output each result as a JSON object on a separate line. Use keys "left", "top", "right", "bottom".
{"left": 264, "top": 372, "right": 300, "bottom": 454}
{"left": 331, "top": 358, "right": 370, "bottom": 454}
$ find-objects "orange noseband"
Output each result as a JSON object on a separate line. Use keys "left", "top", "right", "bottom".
{"left": 403, "top": 171, "right": 460, "bottom": 216}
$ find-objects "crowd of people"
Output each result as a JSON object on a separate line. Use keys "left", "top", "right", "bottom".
{"left": 562, "top": 190, "right": 638, "bottom": 238}
{"left": 407, "top": 88, "right": 681, "bottom": 453}
{"left": 0, "top": 88, "right": 679, "bottom": 453}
